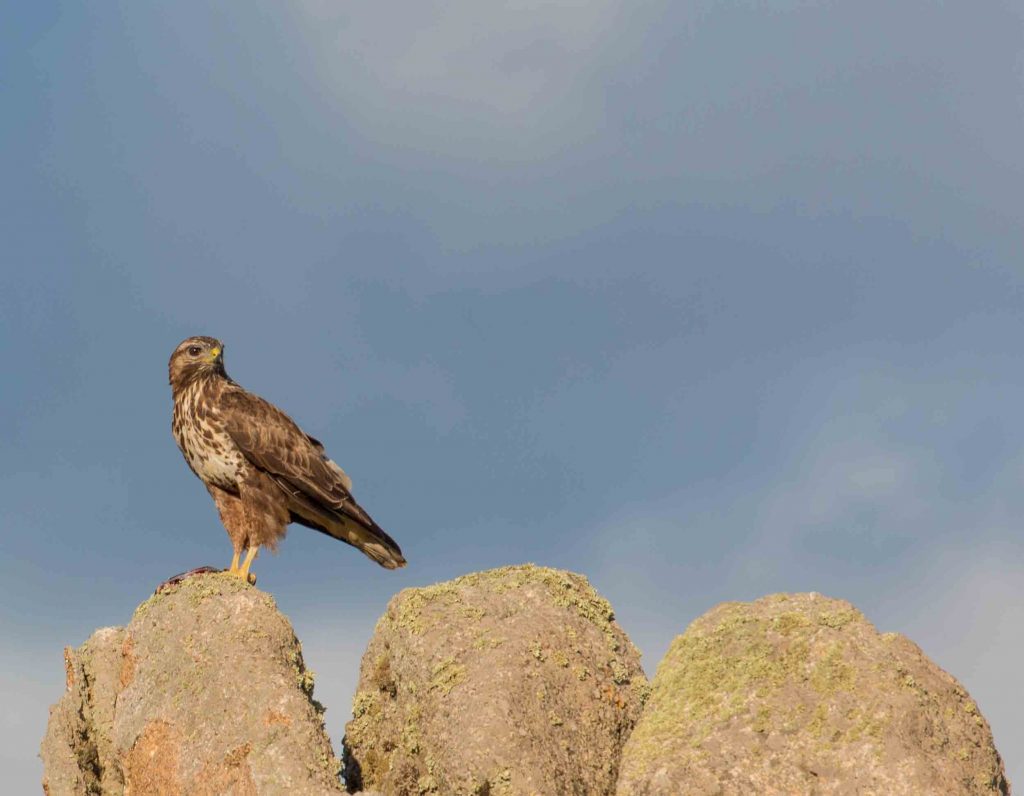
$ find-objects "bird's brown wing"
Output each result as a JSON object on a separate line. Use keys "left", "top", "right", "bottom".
{"left": 219, "top": 388, "right": 405, "bottom": 569}
{"left": 305, "top": 434, "right": 354, "bottom": 491}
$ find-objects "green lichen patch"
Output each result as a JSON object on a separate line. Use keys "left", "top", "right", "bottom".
{"left": 380, "top": 565, "right": 621, "bottom": 642}
{"left": 617, "top": 593, "right": 1010, "bottom": 795}
{"left": 622, "top": 597, "right": 873, "bottom": 772}
{"left": 133, "top": 571, "right": 255, "bottom": 621}
{"left": 471, "top": 631, "right": 506, "bottom": 651}
{"left": 810, "top": 642, "right": 856, "bottom": 696}
{"left": 818, "top": 607, "right": 861, "bottom": 629}
{"left": 132, "top": 590, "right": 168, "bottom": 620}
{"left": 351, "top": 691, "right": 378, "bottom": 719}
{"left": 344, "top": 565, "right": 647, "bottom": 796}
{"left": 428, "top": 658, "right": 466, "bottom": 696}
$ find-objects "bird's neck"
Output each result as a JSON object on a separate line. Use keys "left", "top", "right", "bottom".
{"left": 171, "top": 368, "right": 230, "bottom": 399}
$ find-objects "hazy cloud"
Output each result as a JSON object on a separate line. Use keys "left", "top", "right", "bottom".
{"left": 294, "top": 0, "right": 622, "bottom": 158}
{"left": 582, "top": 362, "right": 1023, "bottom": 782}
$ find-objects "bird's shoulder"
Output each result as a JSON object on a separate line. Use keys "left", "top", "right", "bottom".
{"left": 219, "top": 383, "right": 291, "bottom": 423}
{"left": 218, "top": 384, "right": 319, "bottom": 448}
{"left": 217, "top": 384, "right": 353, "bottom": 495}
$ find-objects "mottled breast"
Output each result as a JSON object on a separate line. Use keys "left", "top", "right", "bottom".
{"left": 171, "top": 378, "right": 247, "bottom": 490}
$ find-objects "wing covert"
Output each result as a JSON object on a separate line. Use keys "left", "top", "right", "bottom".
{"left": 219, "top": 389, "right": 352, "bottom": 510}
{"left": 218, "top": 387, "right": 403, "bottom": 569}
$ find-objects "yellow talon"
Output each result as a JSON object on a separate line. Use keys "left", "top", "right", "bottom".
{"left": 228, "top": 550, "right": 240, "bottom": 574}
{"left": 237, "top": 546, "right": 259, "bottom": 580}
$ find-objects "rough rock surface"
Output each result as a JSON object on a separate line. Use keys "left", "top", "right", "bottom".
{"left": 343, "top": 564, "right": 648, "bottom": 796}
{"left": 40, "top": 572, "right": 344, "bottom": 795}
{"left": 616, "top": 592, "right": 1010, "bottom": 796}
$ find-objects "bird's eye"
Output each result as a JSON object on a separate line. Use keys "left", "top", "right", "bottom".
{"left": 188, "top": 346, "right": 202, "bottom": 356}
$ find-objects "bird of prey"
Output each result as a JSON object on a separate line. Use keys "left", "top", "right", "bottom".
{"left": 168, "top": 336, "right": 405, "bottom": 580}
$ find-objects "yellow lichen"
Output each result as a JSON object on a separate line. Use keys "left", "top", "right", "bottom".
{"left": 428, "top": 658, "right": 466, "bottom": 696}
{"left": 621, "top": 595, "right": 890, "bottom": 772}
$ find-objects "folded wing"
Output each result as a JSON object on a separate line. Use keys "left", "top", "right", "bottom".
{"left": 220, "top": 388, "right": 406, "bottom": 569}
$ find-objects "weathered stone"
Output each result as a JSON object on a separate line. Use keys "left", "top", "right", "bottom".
{"left": 616, "top": 592, "right": 1010, "bottom": 796}
{"left": 41, "top": 626, "right": 127, "bottom": 795}
{"left": 343, "top": 564, "right": 648, "bottom": 796}
{"left": 40, "top": 572, "right": 344, "bottom": 795}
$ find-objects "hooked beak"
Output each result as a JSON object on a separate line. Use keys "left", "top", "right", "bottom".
{"left": 207, "top": 346, "right": 222, "bottom": 364}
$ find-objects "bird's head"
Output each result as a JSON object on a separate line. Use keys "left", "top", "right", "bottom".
{"left": 169, "top": 336, "right": 227, "bottom": 393}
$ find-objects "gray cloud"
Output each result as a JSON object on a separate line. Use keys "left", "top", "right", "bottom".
{"left": 293, "top": 0, "right": 622, "bottom": 158}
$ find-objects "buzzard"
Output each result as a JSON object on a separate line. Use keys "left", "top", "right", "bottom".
{"left": 168, "top": 336, "right": 405, "bottom": 580}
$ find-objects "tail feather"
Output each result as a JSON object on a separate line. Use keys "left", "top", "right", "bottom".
{"left": 276, "top": 478, "right": 406, "bottom": 569}
{"left": 322, "top": 513, "right": 406, "bottom": 569}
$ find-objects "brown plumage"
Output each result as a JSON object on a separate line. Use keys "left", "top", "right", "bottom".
{"left": 168, "top": 336, "right": 405, "bottom": 580}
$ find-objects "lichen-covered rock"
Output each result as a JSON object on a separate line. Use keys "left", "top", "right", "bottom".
{"left": 343, "top": 564, "right": 648, "bottom": 796}
{"left": 41, "top": 572, "right": 344, "bottom": 795}
{"left": 616, "top": 593, "right": 1010, "bottom": 796}
{"left": 41, "top": 626, "right": 127, "bottom": 795}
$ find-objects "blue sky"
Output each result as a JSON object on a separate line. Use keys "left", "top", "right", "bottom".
{"left": 4, "top": 1, "right": 1023, "bottom": 790}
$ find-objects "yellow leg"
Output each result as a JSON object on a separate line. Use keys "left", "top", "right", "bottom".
{"left": 228, "top": 550, "right": 241, "bottom": 574}
{"left": 237, "top": 546, "right": 259, "bottom": 580}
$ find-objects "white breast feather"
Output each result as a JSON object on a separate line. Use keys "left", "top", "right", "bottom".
{"left": 175, "top": 386, "right": 244, "bottom": 489}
